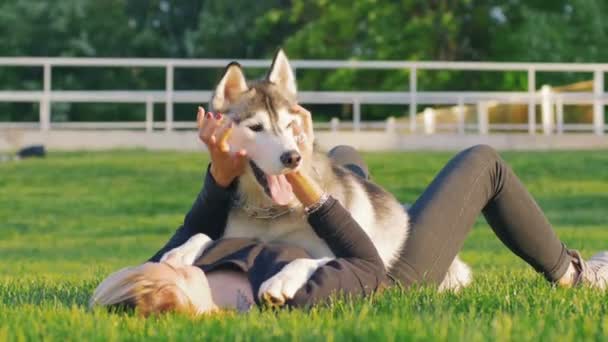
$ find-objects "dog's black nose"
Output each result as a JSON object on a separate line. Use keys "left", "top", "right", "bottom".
{"left": 280, "top": 150, "right": 302, "bottom": 169}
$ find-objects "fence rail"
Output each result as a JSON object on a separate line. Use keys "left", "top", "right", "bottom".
{"left": 0, "top": 57, "right": 606, "bottom": 136}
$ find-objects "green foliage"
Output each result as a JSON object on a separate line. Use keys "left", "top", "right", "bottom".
{"left": 0, "top": 1, "right": 607, "bottom": 121}
{"left": 1, "top": 150, "right": 608, "bottom": 340}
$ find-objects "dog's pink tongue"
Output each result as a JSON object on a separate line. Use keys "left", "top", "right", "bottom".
{"left": 266, "top": 174, "right": 294, "bottom": 206}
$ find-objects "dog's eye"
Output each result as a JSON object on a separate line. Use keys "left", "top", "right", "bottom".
{"left": 248, "top": 123, "right": 264, "bottom": 132}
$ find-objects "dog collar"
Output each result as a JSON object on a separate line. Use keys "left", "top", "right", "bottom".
{"left": 232, "top": 196, "right": 297, "bottom": 220}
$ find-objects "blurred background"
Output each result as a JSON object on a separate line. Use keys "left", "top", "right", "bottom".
{"left": 0, "top": 0, "right": 607, "bottom": 150}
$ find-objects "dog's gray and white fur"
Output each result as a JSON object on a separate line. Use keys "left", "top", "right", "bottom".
{"left": 165, "top": 50, "right": 471, "bottom": 304}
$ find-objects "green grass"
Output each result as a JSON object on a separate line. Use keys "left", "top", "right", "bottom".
{"left": 1, "top": 149, "right": 608, "bottom": 341}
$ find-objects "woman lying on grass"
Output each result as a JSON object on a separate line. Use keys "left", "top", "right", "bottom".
{"left": 91, "top": 105, "right": 608, "bottom": 317}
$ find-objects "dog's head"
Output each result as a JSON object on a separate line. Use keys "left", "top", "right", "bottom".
{"left": 210, "top": 50, "right": 306, "bottom": 205}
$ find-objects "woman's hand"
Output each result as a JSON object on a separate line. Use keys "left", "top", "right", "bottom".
{"left": 197, "top": 106, "right": 248, "bottom": 187}
{"left": 289, "top": 104, "right": 314, "bottom": 160}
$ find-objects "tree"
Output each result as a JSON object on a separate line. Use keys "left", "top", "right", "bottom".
{"left": 0, "top": 0, "right": 606, "bottom": 122}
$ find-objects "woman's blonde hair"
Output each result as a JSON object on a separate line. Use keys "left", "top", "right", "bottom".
{"left": 90, "top": 264, "right": 197, "bottom": 317}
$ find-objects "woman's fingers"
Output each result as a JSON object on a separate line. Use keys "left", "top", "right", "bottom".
{"left": 197, "top": 106, "right": 204, "bottom": 128}
{"left": 198, "top": 106, "right": 248, "bottom": 186}
{"left": 215, "top": 120, "right": 233, "bottom": 153}
{"left": 198, "top": 110, "right": 211, "bottom": 143}
{"left": 197, "top": 107, "right": 206, "bottom": 138}
{"left": 198, "top": 107, "right": 216, "bottom": 145}
{"left": 292, "top": 121, "right": 302, "bottom": 135}
{"left": 236, "top": 149, "right": 247, "bottom": 157}
{"left": 290, "top": 104, "right": 313, "bottom": 141}
{"left": 290, "top": 105, "right": 314, "bottom": 154}
{"left": 233, "top": 149, "right": 248, "bottom": 168}
{"left": 201, "top": 112, "right": 223, "bottom": 145}
{"left": 292, "top": 122, "right": 307, "bottom": 148}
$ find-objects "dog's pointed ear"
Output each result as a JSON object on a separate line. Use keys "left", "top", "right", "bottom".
{"left": 212, "top": 62, "right": 248, "bottom": 111}
{"left": 267, "top": 49, "right": 297, "bottom": 97}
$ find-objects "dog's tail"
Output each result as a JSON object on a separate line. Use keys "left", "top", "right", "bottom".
{"left": 438, "top": 256, "right": 472, "bottom": 292}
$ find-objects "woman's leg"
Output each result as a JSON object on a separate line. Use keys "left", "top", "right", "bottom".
{"left": 388, "top": 145, "right": 574, "bottom": 286}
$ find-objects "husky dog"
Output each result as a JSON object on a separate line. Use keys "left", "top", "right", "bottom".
{"left": 165, "top": 50, "right": 471, "bottom": 305}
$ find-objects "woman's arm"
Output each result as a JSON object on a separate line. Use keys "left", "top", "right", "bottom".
{"left": 307, "top": 197, "right": 384, "bottom": 263}
{"left": 271, "top": 106, "right": 388, "bottom": 307}
{"left": 148, "top": 168, "right": 236, "bottom": 262}
{"left": 149, "top": 107, "right": 248, "bottom": 261}
{"left": 285, "top": 197, "right": 389, "bottom": 308}
{"left": 251, "top": 195, "right": 389, "bottom": 308}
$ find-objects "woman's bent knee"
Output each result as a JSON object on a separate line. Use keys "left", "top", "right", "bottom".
{"left": 462, "top": 144, "right": 500, "bottom": 163}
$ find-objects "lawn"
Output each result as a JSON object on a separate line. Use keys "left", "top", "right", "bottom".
{"left": 1, "top": 149, "right": 607, "bottom": 341}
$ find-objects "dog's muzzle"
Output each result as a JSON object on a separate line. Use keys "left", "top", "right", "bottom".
{"left": 250, "top": 161, "right": 271, "bottom": 195}
{"left": 280, "top": 150, "right": 301, "bottom": 169}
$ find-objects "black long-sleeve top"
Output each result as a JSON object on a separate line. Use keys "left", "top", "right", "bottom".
{"left": 149, "top": 167, "right": 390, "bottom": 308}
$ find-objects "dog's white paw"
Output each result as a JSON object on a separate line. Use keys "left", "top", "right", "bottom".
{"left": 258, "top": 258, "right": 331, "bottom": 307}
{"left": 438, "top": 256, "right": 472, "bottom": 292}
{"left": 160, "top": 233, "right": 213, "bottom": 266}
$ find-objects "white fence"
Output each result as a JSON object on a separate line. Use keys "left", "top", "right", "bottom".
{"left": 0, "top": 57, "right": 606, "bottom": 136}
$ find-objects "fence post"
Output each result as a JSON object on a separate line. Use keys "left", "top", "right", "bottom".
{"left": 409, "top": 67, "right": 417, "bottom": 134}
{"left": 40, "top": 63, "right": 52, "bottom": 132}
{"left": 556, "top": 95, "right": 564, "bottom": 135}
{"left": 353, "top": 99, "right": 361, "bottom": 132}
{"left": 385, "top": 116, "right": 396, "bottom": 133}
{"left": 330, "top": 117, "right": 340, "bottom": 132}
{"left": 540, "top": 85, "right": 554, "bottom": 135}
{"left": 165, "top": 62, "right": 174, "bottom": 132}
{"left": 145, "top": 96, "right": 154, "bottom": 133}
{"left": 455, "top": 97, "right": 465, "bottom": 135}
{"left": 477, "top": 102, "right": 489, "bottom": 135}
{"left": 593, "top": 69, "right": 604, "bottom": 136}
{"left": 527, "top": 67, "right": 536, "bottom": 135}
{"left": 423, "top": 107, "right": 435, "bottom": 134}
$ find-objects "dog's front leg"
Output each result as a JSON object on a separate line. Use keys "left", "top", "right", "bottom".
{"left": 160, "top": 233, "right": 213, "bottom": 266}
{"left": 258, "top": 257, "right": 331, "bottom": 307}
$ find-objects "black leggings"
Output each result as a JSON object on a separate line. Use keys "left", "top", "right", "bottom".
{"left": 328, "top": 145, "right": 573, "bottom": 285}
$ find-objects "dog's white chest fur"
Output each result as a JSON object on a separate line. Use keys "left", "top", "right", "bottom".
{"left": 224, "top": 211, "right": 334, "bottom": 258}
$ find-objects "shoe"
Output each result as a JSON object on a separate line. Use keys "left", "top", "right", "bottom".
{"left": 569, "top": 250, "right": 608, "bottom": 290}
